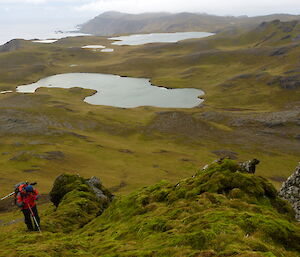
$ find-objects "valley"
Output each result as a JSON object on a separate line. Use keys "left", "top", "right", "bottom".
{"left": 0, "top": 6, "right": 299, "bottom": 255}
{"left": 0, "top": 19, "right": 299, "bottom": 197}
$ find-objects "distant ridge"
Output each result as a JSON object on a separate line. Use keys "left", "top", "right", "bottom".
{"left": 79, "top": 11, "right": 300, "bottom": 36}
{"left": 0, "top": 39, "right": 25, "bottom": 53}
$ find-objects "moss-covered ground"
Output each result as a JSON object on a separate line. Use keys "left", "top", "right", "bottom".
{"left": 0, "top": 160, "right": 299, "bottom": 256}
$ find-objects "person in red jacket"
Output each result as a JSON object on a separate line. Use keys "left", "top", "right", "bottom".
{"left": 16, "top": 184, "right": 40, "bottom": 231}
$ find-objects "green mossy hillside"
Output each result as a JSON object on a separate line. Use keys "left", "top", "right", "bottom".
{"left": 0, "top": 160, "right": 299, "bottom": 257}
{"left": 78, "top": 159, "right": 299, "bottom": 256}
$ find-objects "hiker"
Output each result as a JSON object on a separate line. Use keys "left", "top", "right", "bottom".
{"left": 16, "top": 184, "right": 40, "bottom": 231}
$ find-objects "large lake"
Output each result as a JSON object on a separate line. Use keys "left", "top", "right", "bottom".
{"left": 109, "top": 32, "right": 214, "bottom": 45}
{"left": 16, "top": 73, "right": 204, "bottom": 108}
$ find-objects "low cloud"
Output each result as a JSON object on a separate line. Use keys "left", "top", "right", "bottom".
{"left": 0, "top": 0, "right": 299, "bottom": 17}
{"left": 75, "top": 0, "right": 300, "bottom": 16}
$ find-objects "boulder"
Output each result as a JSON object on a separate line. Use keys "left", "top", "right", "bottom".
{"left": 50, "top": 173, "right": 113, "bottom": 207}
{"left": 239, "top": 159, "right": 260, "bottom": 174}
{"left": 279, "top": 163, "right": 300, "bottom": 221}
{"left": 45, "top": 173, "right": 113, "bottom": 232}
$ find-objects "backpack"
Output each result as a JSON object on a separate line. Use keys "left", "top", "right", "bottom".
{"left": 14, "top": 182, "right": 37, "bottom": 204}
{"left": 14, "top": 182, "right": 28, "bottom": 204}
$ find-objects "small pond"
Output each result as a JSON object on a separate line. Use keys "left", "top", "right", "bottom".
{"left": 17, "top": 73, "right": 204, "bottom": 108}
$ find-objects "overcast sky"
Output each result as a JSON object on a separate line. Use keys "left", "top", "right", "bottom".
{"left": 1, "top": 0, "right": 300, "bottom": 23}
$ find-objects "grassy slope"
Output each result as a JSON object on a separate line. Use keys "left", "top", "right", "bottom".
{"left": 0, "top": 21, "right": 299, "bottom": 197}
{"left": 0, "top": 160, "right": 299, "bottom": 256}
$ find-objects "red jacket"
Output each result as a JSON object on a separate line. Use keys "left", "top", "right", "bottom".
{"left": 16, "top": 188, "right": 39, "bottom": 210}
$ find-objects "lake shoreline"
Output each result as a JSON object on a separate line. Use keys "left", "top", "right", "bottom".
{"left": 16, "top": 73, "right": 205, "bottom": 109}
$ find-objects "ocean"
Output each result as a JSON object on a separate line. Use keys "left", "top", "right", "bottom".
{"left": 0, "top": 19, "right": 89, "bottom": 46}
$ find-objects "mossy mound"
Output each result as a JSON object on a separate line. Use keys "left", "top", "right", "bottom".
{"left": 44, "top": 173, "right": 113, "bottom": 232}
{"left": 79, "top": 159, "right": 300, "bottom": 256}
{"left": 0, "top": 161, "right": 299, "bottom": 256}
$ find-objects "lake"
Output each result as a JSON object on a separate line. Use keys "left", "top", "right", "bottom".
{"left": 16, "top": 73, "right": 204, "bottom": 108}
{"left": 109, "top": 32, "right": 214, "bottom": 45}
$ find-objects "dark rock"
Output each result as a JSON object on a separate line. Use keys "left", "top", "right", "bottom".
{"left": 279, "top": 163, "right": 300, "bottom": 221}
{"left": 270, "top": 47, "right": 289, "bottom": 56}
{"left": 239, "top": 159, "right": 260, "bottom": 174}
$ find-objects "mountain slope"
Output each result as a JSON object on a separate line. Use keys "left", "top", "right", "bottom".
{"left": 79, "top": 11, "right": 300, "bottom": 36}
{"left": 0, "top": 159, "right": 299, "bottom": 256}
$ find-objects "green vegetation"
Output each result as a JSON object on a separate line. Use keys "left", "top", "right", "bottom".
{"left": 0, "top": 20, "right": 299, "bottom": 196}
{"left": 0, "top": 160, "right": 299, "bottom": 256}
{"left": 0, "top": 18, "right": 299, "bottom": 257}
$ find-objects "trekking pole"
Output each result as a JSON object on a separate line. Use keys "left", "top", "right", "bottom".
{"left": 1, "top": 192, "right": 15, "bottom": 201}
{"left": 27, "top": 204, "right": 42, "bottom": 233}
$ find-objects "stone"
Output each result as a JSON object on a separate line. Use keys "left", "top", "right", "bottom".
{"left": 279, "top": 163, "right": 300, "bottom": 221}
{"left": 50, "top": 173, "right": 113, "bottom": 207}
{"left": 239, "top": 159, "right": 260, "bottom": 174}
{"left": 86, "top": 176, "right": 112, "bottom": 202}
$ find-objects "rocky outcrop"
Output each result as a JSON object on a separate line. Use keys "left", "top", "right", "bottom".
{"left": 50, "top": 173, "right": 113, "bottom": 207}
{"left": 279, "top": 163, "right": 300, "bottom": 221}
{"left": 86, "top": 176, "right": 114, "bottom": 203}
{"left": 239, "top": 159, "right": 260, "bottom": 174}
{"left": 204, "top": 158, "right": 260, "bottom": 174}
{"left": 45, "top": 173, "right": 113, "bottom": 232}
